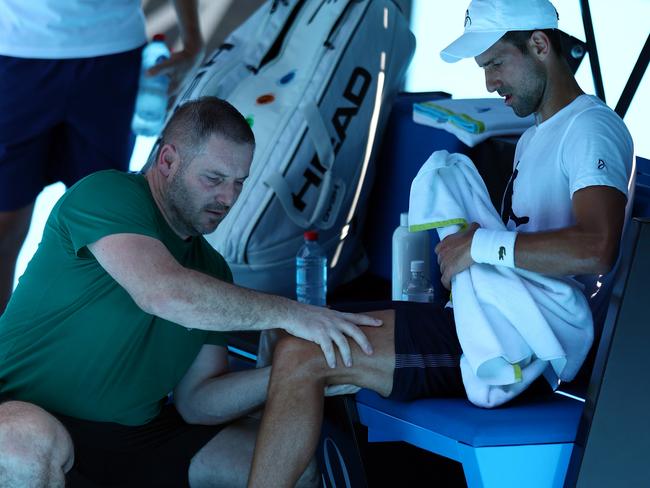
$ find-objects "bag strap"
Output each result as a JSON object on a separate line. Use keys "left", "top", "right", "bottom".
{"left": 243, "top": 0, "right": 304, "bottom": 71}
{"left": 265, "top": 102, "right": 344, "bottom": 229}
{"left": 302, "top": 102, "right": 335, "bottom": 173}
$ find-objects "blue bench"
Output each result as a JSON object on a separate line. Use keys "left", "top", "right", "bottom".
{"left": 355, "top": 391, "right": 582, "bottom": 487}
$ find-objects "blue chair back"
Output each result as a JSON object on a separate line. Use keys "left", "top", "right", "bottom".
{"left": 566, "top": 156, "right": 637, "bottom": 395}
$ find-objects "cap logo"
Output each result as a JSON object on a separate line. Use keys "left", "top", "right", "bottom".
{"left": 464, "top": 9, "right": 472, "bottom": 27}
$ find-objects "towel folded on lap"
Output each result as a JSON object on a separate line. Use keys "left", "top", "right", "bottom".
{"left": 408, "top": 150, "right": 593, "bottom": 408}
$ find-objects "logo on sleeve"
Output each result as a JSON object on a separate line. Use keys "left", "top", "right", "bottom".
{"left": 498, "top": 246, "right": 506, "bottom": 261}
{"left": 597, "top": 159, "right": 607, "bottom": 170}
{"left": 464, "top": 10, "right": 472, "bottom": 27}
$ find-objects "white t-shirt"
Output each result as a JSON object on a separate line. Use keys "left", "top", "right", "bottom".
{"left": 0, "top": 0, "right": 146, "bottom": 59}
{"left": 502, "top": 94, "right": 634, "bottom": 233}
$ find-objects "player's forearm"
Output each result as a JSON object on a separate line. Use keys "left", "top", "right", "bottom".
{"left": 146, "top": 266, "right": 293, "bottom": 333}
{"left": 177, "top": 367, "right": 271, "bottom": 425}
{"left": 171, "top": 0, "right": 204, "bottom": 52}
{"left": 514, "top": 225, "right": 619, "bottom": 276}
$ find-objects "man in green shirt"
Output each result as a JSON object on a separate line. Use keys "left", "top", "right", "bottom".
{"left": 0, "top": 97, "right": 381, "bottom": 487}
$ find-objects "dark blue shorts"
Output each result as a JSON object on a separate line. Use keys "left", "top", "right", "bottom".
{"left": 0, "top": 48, "right": 142, "bottom": 211}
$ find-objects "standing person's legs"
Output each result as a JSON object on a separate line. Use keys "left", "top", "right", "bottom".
{"left": 0, "top": 54, "right": 59, "bottom": 314}
{"left": 0, "top": 399, "right": 74, "bottom": 488}
{"left": 248, "top": 303, "right": 464, "bottom": 488}
{"left": 0, "top": 205, "right": 33, "bottom": 313}
{"left": 0, "top": 50, "right": 140, "bottom": 313}
{"left": 60, "top": 48, "right": 140, "bottom": 186}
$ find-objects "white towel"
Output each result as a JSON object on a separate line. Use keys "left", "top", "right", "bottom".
{"left": 413, "top": 98, "right": 534, "bottom": 147}
{"left": 408, "top": 150, "right": 593, "bottom": 408}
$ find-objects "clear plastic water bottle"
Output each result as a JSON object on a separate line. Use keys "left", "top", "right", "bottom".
{"left": 392, "top": 212, "right": 430, "bottom": 300}
{"left": 296, "top": 231, "right": 327, "bottom": 306}
{"left": 131, "top": 34, "right": 171, "bottom": 136}
{"left": 401, "top": 260, "right": 434, "bottom": 303}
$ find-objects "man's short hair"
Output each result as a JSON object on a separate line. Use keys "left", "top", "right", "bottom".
{"left": 501, "top": 29, "right": 563, "bottom": 57}
{"left": 158, "top": 96, "right": 255, "bottom": 163}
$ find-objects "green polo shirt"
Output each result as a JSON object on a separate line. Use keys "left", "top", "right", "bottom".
{"left": 0, "top": 171, "right": 231, "bottom": 426}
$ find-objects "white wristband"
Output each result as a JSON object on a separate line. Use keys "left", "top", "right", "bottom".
{"left": 470, "top": 228, "right": 517, "bottom": 268}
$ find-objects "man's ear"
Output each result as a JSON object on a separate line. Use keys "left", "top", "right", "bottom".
{"left": 529, "top": 30, "right": 551, "bottom": 60}
{"left": 156, "top": 143, "right": 180, "bottom": 178}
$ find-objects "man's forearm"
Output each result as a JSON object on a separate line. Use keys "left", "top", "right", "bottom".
{"left": 438, "top": 221, "right": 621, "bottom": 290}
{"left": 514, "top": 225, "right": 618, "bottom": 276}
{"left": 172, "top": 0, "right": 203, "bottom": 51}
{"left": 513, "top": 185, "right": 626, "bottom": 276}
{"left": 177, "top": 367, "right": 271, "bottom": 425}
{"left": 148, "top": 267, "right": 293, "bottom": 333}
{"left": 461, "top": 186, "right": 627, "bottom": 279}
{"left": 89, "top": 233, "right": 381, "bottom": 368}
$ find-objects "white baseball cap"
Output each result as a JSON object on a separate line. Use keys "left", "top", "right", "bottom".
{"left": 440, "top": 0, "right": 559, "bottom": 63}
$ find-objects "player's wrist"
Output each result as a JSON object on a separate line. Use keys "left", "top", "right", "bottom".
{"left": 470, "top": 228, "right": 517, "bottom": 268}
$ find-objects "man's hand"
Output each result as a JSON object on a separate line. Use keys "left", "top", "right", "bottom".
{"left": 435, "top": 222, "right": 480, "bottom": 290}
{"left": 282, "top": 303, "right": 382, "bottom": 369}
{"left": 147, "top": 42, "right": 205, "bottom": 97}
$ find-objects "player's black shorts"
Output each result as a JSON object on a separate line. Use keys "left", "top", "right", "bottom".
{"left": 389, "top": 302, "right": 466, "bottom": 400}
{"left": 334, "top": 300, "right": 465, "bottom": 401}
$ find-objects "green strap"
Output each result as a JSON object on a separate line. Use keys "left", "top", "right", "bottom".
{"left": 409, "top": 218, "right": 467, "bottom": 233}
{"left": 513, "top": 363, "right": 523, "bottom": 382}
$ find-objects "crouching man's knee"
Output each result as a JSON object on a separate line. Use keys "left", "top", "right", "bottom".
{"left": 0, "top": 401, "right": 73, "bottom": 488}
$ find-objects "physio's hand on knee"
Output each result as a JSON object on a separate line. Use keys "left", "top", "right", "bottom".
{"left": 282, "top": 304, "right": 382, "bottom": 369}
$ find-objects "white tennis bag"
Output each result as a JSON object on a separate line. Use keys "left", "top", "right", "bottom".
{"left": 172, "top": 0, "right": 415, "bottom": 297}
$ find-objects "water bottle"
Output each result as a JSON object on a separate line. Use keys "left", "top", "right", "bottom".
{"left": 392, "top": 212, "right": 430, "bottom": 300}
{"left": 401, "top": 260, "right": 434, "bottom": 303}
{"left": 296, "top": 231, "right": 327, "bottom": 306}
{"left": 131, "top": 34, "right": 171, "bottom": 136}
